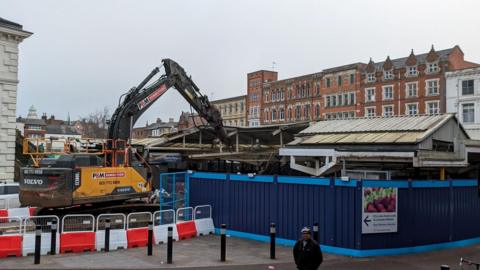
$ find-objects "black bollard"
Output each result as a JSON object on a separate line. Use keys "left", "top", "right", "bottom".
{"left": 167, "top": 226, "right": 173, "bottom": 264}
{"left": 104, "top": 219, "right": 110, "bottom": 252}
{"left": 50, "top": 219, "right": 57, "bottom": 255}
{"left": 270, "top": 223, "right": 276, "bottom": 260}
{"left": 147, "top": 221, "right": 153, "bottom": 256}
{"left": 34, "top": 225, "right": 41, "bottom": 264}
{"left": 440, "top": 265, "right": 450, "bottom": 270}
{"left": 313, "top": 222, "right": 319, "bottom": 242}
{"left": 220, "top": 224, "right": 226, "bottom": 262}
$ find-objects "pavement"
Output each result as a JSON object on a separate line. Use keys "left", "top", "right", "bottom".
{"left": 0, "top": 235, "right": 479, "bottom": 269}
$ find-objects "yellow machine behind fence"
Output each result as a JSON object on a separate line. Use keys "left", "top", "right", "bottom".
{"left": 20, "top": 138, "right": 153, "bottom": 208}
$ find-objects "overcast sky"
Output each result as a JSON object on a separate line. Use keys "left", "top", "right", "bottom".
{"left": 3, "top": 0, "right": 480, "bottom": 127}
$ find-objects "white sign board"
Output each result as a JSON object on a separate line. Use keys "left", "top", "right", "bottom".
{"left": 362, "top": 187, "right": 398, "bottom": 234}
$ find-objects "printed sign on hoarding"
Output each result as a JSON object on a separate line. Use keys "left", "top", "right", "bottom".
{"left": 362, "top": 187, "right": 398, "bottom": 234}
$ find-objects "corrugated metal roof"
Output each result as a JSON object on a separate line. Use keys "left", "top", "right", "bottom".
{"left": 300, "top": 114, "right": 453, "bottom": 135}
{"left": 300, "top": 132, "right": 424, "bottom": 144}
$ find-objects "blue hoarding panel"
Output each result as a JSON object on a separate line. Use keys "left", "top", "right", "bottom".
{"left": 188, "top": 173, "right": 480, "bottom": 254}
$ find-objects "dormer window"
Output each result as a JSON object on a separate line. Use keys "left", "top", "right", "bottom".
{"left": 384, "top": 70, "right": 393, "bottom": 80}
{"left": 427, "top": 62, "right": 439, "bottom": 73}
{"left": 407, "top": 66, "right": 418, "bottom": 76}
{"left": 367, "top": 73, "right": 376, "bottom": 82}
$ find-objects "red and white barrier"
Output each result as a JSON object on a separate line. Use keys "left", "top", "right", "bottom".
{"left": 95, "top": 213, "right": 127, "bottom": 251}
{"left": 0, "top": 217, "right": 22, "bottom": 258}
{"left": 60, "top": 214, "right": 96, "bottom": 253}
{"left": 176, "top": 207, "right": 197, "bottom": 240}
{"left": 126, "top": 212, "right": 152, "bottom": 248}
{"left": 194, "top": 205, "right": 215, "bottom": 236}
{"left": 153, "top": 210, "right": 178, "bottom": 244}
{"left": 0, "top": 204, "right": 215, "bottom": 260}
{"left": 22, "top": 215, "right": 60, "bottom": 256}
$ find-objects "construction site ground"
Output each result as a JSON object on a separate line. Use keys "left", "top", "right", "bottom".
{"left": 1, "top": 235, "right": 479, "bottom": 269}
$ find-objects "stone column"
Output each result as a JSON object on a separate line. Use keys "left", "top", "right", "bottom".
{"left": 0, "top": 18, "right": 32, "bottom": 182}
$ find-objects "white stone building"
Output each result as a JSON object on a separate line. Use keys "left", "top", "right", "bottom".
{"left": 446, "top": 67, "right": 480, "bottom": 139}
{"left": 0, "top": 18, "right": 32, "bottom": 182}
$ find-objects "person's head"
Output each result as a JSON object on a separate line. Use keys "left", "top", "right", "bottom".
{"left": 301, "top": 227, "right": 311, "bottom": 240}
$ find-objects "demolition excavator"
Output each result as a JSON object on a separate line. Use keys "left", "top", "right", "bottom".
{"left": 19, "top": 59, "right": 230, "bottom": 209}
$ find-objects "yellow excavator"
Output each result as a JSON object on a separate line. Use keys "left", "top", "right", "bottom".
{"left": 19, "top": 59, "right": 230, "bottom": 209}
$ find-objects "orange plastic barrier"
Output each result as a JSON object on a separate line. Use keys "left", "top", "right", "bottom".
{"left": 0, "top": 235, "right": 22, "bottom": 258}
{"left": 126, "top": 228, "right": 149, "bottom": 248}
{"left": 176, "top": 221, "right": 197, "bottom": 240}
{"left": 60, "top": 232, "right": 96, "bottom": 253}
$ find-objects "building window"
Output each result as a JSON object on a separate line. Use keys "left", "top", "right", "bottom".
{"left": 350, "top": 92, "right": 355, "bottom": 105}
{"left": 462, "top": 103, "right": 475, "bottom": 123}
{"left": 367, "top": 73, "right": 376, "bottom": 83}
{"left": 295, "top": 106, "right": 301, "bottom": 120}
{"left": 315, "top": 104, "right": 320, "bottom": 118}
{"left": 427, "top": 62, "right": 439, "bottom": 73}
{"left": 383, "top": 105, "right": 394, "bottom": 117}
{"left": 350, "top": 74, "right": 355, "bottom": 84}
{"left": 264, "top": 110, "right": 269, "bottom": 121}
{"left": 338, "top": 75, "right": 342, "bottom": 86}
{"left": 304, "top": 104, "right": 310, "bottom": 119}
{"left": 343, "top": 93, "right": 349, "bottom": 106}
{"left": 315, "top": 81, "right": 321, "bottom": 95}
{"left": 462, "top": 80, "right": 474, "bottom": 95}
{"left": 406, "top": 82, "right": 418, "bottom": 97}
{"left": 272, "top": 109, "right": 277, "bottom": 121}
{"left": 426, "top": 80, "right": 439, "bottom": 96}
{"left": 366, "top": 88, "right": 375, "bottom": 102}
{"left": 326, "top": 78, "right": 331, "bottom": 88}
{"left": 337, "top": 95, "right": 343, "bottom": 106}
{"left": 407, "top": 66, "right": 418, "bottom": 76}
{"left": 383, "top": 86, "right": 393, "bottom": 100}
{"left": 288, "top": 108, "right": 292, "bottom": 120}
{"left": 281, "top": 89, "right": 285, "bottom": 100}
{"left": 365, "top": 107, "right": 376, "bottom": 117}
{"left": 406, "top": 103, "right": 418, "bottom": 116}
{"left": 240, "top": 119, "right": 244, "bottom": 126}
{"left": 384, "top": 70, "right": 393, "bottom": 80}
{"left": 332, "top": 96, "right": 336, "bottom": 106}
{"left": 235, "top": 103, "right": 238, "bottom": 113}
{"left": 279, "top": 108, "right": 285, "bottom": 120}
{"left": 240, "top": 102, "right": 244, "bottom": 112}
{"left": 427, "top": 101, "right": 439, "bottom": 115}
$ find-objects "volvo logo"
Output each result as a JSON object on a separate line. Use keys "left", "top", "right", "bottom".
{"left": 24, "top": 179, "right": 44, "bottom": 185}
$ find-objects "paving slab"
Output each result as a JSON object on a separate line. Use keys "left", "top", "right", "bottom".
{"left": 1, "top": 235, "right": 480, "bottom": 269}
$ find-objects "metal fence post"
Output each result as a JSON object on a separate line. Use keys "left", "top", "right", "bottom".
{"left": 220, "top": 224, "right": 226, "bottom": 262}
{"left": 270, "top": 223, "right": 276, "bottom": 260}
{"left": 104, "top": 219, "right": 110, "bottom": 252}
{"left": 167, "top": 226, "right": 173, "bottom": 264}
{"left": 313, "top": 222, "right": 319, "bottom": 242}
{"left": 148, "top": 221, "right": 153, "bottom": 256}
{"left": 34, "top": 225, "right": 41, "bottom": 264}
{"left": 50, "top": 219, "right": 57, "bottom": 255}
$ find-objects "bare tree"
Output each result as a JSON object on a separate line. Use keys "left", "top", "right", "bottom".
{"left": 78, "top": 107, "right": 110, "bottom": 138}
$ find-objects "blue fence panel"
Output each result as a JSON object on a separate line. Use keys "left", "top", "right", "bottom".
{"left": 276, "top": 178, "right": 333, "bottom": 245}
{"left": 452, "top": 186, "right": 480, "bottom": 241}
{"left": 189, "top": 177, "right": 227, "bottom": 228}
{"left": 188, "top": 173, "right": 480, "bottom": 254}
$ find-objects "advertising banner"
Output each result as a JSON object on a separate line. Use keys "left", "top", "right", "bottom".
{"left": 362, "top": 187, "right": 398, "bottom": 234}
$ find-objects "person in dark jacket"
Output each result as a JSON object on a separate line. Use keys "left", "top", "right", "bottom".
{"left": 293, "top": 227, "right": 323, "bottom": 270}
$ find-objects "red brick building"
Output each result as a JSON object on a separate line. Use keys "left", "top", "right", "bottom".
{"left": 247, "top": 45, "right": 478, "bottom": 125}
{"left": 246, "top": 70, "right": 277, "bottom": 127}
{"left": 360, "top": 46, "right": 478, "bottom": 117}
